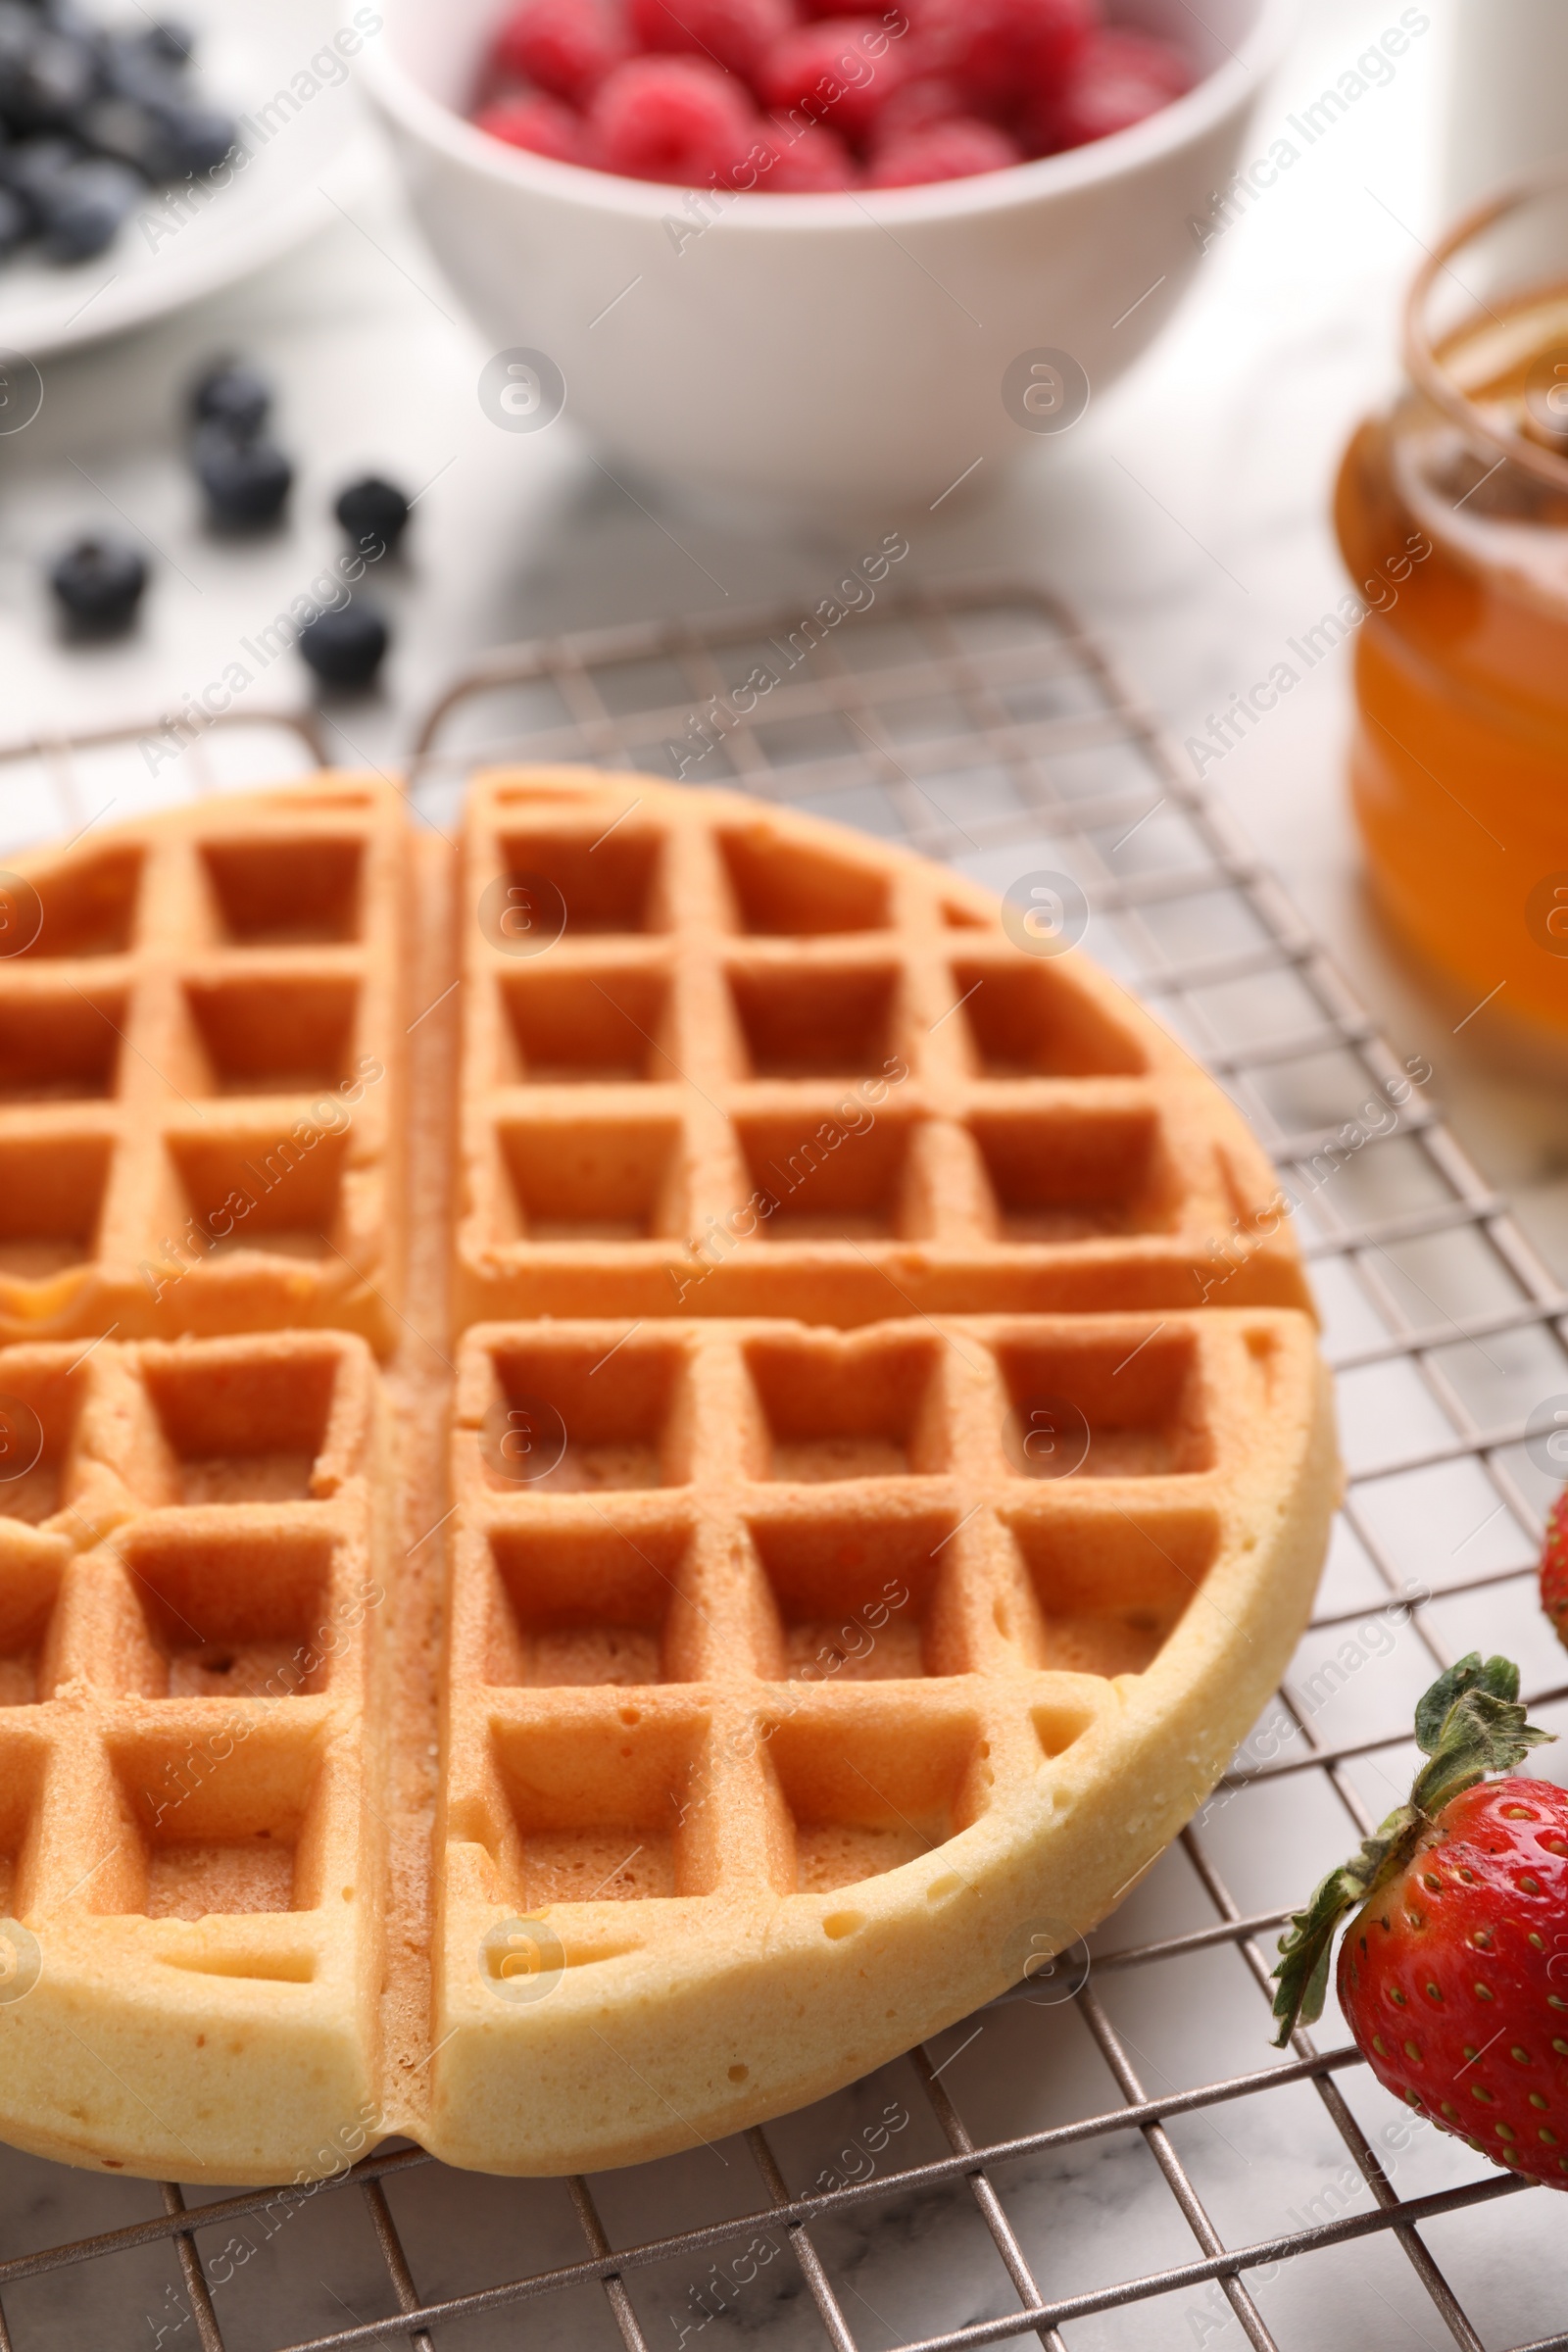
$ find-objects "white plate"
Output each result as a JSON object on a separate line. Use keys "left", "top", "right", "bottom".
{"left": 0, "top": 0, "right": 374, "bottom": 360}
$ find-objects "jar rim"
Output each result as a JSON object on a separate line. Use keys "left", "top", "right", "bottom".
{"left": 1404, "top": 157, "right": 1568, "bottom": 496}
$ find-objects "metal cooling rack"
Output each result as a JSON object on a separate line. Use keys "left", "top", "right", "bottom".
{"left": 2, "top": 576, "right": 1567, "bottom": 2352}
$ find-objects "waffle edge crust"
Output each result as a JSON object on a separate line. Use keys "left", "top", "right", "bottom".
{"left": 0, "top": 770, "right": 1337, "bottom": 2183}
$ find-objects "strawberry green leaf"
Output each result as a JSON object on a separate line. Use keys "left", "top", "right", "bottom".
{"left": 1270, "top": 1801, "right": 1420, "bottom": 2046}
{"left": 1413, "top": 1653, "right": 1520, "bottom": 1753}
{"left": 1270, "top": 1654, "right": 1553, "bottom": 2048}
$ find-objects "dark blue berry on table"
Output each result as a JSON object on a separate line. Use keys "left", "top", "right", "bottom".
{"left": 193, "top": 423, "right": 293, "bottom": 528}
{"left": 335, "top": 476, "right": 412, "bottom": 558}
{"left": 298, "top": 602, "right": 390, "bottom": 689}
{"left": 48, "top": 534, "right": 147, "bottom": 632}
{"left": 189, "top": 355, "right": 271, "bottom": 437}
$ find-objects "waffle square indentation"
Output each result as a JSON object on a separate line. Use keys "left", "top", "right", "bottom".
{"left": 117, "top": 1522, "right": 339, "bottom": 1699}
{"left": 0, "top": 987, "right": 123, "bottom": 1102}
{"left": 140, "top": 1346, "right": 345, "bottom": 1504}
{"left": 764, "top": 1701, "right": 987, "bottom": 1891}
{"left": 201, "top": 837, "right": 363, "bottom": 944}
{"left": 497, "top": 825, "right": 663, "bottom": 935}
{"left": 165, "top": 1126, "right": 349, "bottom": 1261}
{"left": 489, "top": 1704, "right": 709, "bottom": 1902}
{"left": 748, "top": 1504, "right": 964, "bottom": 1679}
{"left": 993, "top": 1326, "right": 1214, "bottom": 1478}
{"left": 104, "top": 1718, "right": 325, "bottom": 1917}
{"left": 485, "top": 1520, "right": 696, "bottom": 1687}
{"left": 745, "top": 1331, "right": 945, "bottom": 1481}
{"left": 735, "top": 1110, "right": 920, "bottom": 1240}
{"left": 727, "top": 962, "right": 900, "bottom": 1077}
{"left": 717, "top": 828, "right": 890, "bottom": 936}
{"left": 0, "top": 1353, "right": 88, "bottom": 1528}
{"left": 181, "top": 975, "right": 360, "bottom": 1097}
{"left": 1005, "top": 1502, "right": 1219, "bottom": 1677}
{"left": 968, "top": 1107, "right": 1173, "bottom": 1240}
{"left": 952, "top": 957, "right": 1147, "bottom": 1077}
{"left": 13, "top": 846, "right": 142, "bottom": 959}
{"left": 0, "top": 1132, "right": 113, "bottom": 1280}
{"left": 497, "top": 1115, "right": 685, "bottom": 1242}
{"left": 497, "top": 964, "right": 671, "bottom": 1082}
{"left": 480, "top": 1332, "right": 689, "bottom": 1492}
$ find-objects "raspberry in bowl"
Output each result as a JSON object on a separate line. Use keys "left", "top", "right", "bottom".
{"left": 365, "top": 0, "right": 1297, "bottom": 504}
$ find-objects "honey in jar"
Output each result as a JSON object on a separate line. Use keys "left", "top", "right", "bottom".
{"left": 1335, "top": 177, "right": 1568, "bottom": 1040}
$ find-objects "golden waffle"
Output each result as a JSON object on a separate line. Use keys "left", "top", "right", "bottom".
{"left": 456, "top": 769, "right": 1312, "bottom": 1325}
{"left": 0, "top": 1333, "right": 389, "bottom": 2179}
{"left": 429, "top": 1311, "right": 1332, "bottom": 2175}
{"left": 0, "top": 770, "right": 1337, "bottom": 2184}
{"left": 0, "top": 779, "right": 409, "bottom": 1353}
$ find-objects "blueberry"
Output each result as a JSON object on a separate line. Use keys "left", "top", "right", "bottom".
{"left": 0, "top": 183, "right": 26, "bottom": 253}
{"left": 48, "top": 534, "right": 147, "bottom": 632}
{"left": 193, "top": 423, "right": 292, "bottom": 527}
{"left": 38, "top": 155, "right": 137, "bottom": 259}
{"left": 0, "top": 26, "right": 96, "bottom": 134}
{"left": 0, "top": 133, "right": 82, "bottom": 221}
{"left": 189, "top": 355, "right": 270, "bottom": 438}
{"left": 334, "top": 475, "right": 412, "bottom": 558}
{"left": 96, "top": 28, "right": 181, "bottom": 106}
{"left": 298, "top": 601, "right": 390, "bottom": 689}
{"left": 150, "top": 98, "right": 233, "bottom": 175}
{"left": 142, "top": 20, "right": 195, "bottom": 65}
{"left": 74, "top": 93, "right": 163, "bottom": 175}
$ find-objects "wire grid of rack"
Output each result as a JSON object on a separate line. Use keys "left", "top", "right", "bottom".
{"left": 2, "top": 575, "right": 1567, "bottom": 2352}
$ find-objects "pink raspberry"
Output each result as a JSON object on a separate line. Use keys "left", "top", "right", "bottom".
{"left": 759, "top": 17, "right": 911, "bottom": 138}
{"left": 908, "top": 0, "right": 1097, "bottom": 106}
{"left": 864, "top": 71, "right": 967, "bottom": 140}
{"left": 760, "top": 118, "right": 858, "bottom": 185}
{"left": 490, "top": 0, "right": 632, "bottom": 104}
{"left": 590, "top": 54, "right": 762, "bottom": 183}
{"left": 866, "top": 116, "right": 1020, "bottom": 184}
{"left": 474, "top": 91, "right": 591, "bottom": 162}
{"left": 629, "top": 0, "right": 797, "bottom": 78}
{"left": 1029, "top": 24, "right": 1190, "bottom": 152}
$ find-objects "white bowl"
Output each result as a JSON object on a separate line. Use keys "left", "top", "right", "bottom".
{"left": 365, "top": 0, "right": 1297, "bottom": 506}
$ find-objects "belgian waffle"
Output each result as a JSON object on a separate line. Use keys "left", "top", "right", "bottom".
{"left": 457, "top": 769, "right": 1312, "bottom": 1324}
{"left": 0, "top": 779, "right": 408, "bottom": 1352}
{"left": 0, "top": 771, "right": 1337, "bottom": 2184}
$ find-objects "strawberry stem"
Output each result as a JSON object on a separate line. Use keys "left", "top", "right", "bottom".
{"left": 1268, "top": 1653, "right": 1553, "bottom": 2047}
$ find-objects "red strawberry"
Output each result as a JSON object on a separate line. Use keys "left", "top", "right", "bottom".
{"left": 1273, "top": 1653, "right": 1568, "bottom": 2185}
{"left": 1542, "top": 1488, "right": 1568, "bottom": 1645}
